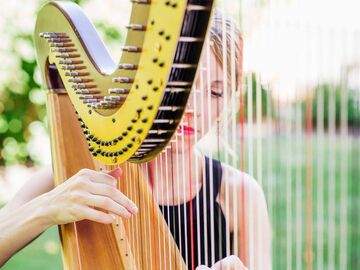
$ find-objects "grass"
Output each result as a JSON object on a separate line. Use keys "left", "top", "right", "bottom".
{"left": 1, "top": 226, "right": 62, "bottom": 270}
{"left": 1, "top": 133, "right": 358, "bottom": 270}
{"left": 218, "top": 132, "right": 359, "bottom": 270}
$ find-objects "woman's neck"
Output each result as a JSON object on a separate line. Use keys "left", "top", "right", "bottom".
{"left": 146, "top": 149, "right": 205, "bottom": 206}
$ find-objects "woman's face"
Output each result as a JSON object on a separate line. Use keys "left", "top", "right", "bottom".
{"left": 175, "top": 48, "right": 226, "bottom": 149}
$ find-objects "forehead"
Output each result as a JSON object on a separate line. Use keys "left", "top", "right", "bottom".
{"left": 198, "top": 48, "right": 224, "bottom": 81}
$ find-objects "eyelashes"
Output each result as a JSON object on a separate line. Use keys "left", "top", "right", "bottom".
{"left": 211, "top": 89, "right": 223, "bottom": 97}
{"left": 210, "top": 80, "right": 223, "bottom": 97}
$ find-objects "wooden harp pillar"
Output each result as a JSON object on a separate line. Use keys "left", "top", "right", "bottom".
{"left": 35, "top": 0, "right": 214, "bottom": 269}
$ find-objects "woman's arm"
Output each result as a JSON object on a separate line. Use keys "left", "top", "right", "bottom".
{"left": 218, "top": 165, "right": 272, "bottom": 270}
{"left": 0, "top": 166, "right": 54, "bottom": 217}
{"left": 0, "top": 168, "right": 138, "bottom": 267}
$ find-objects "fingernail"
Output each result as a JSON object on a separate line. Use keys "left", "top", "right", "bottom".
{"left": 131, "top": 206, "right": 138, "bottom": 214}
{"left": 109, "top": 168, "right": 121, "bottom": 178}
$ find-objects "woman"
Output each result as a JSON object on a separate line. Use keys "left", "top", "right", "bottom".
{"left": 0, "top": 13, "right": 271, "bottom": 270}
{"left": 147, "top": 13, "right": 271, "bottom": 270}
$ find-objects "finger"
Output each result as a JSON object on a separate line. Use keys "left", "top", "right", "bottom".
{"left": 78, "top": 168, "right": 117, "bottom": 186}
{"left": 87, "top": 194, "right": 132, "bottom": 219}
{"left": 107, "top": 168, "right": 122, "bottom": 179}
{"left": 77, "top": 205, "right": 115, "bottom": 224}
{"left": 196, "top": 266, "right": 211, "bottom": 270}
{"left": 87, "top": 182, "right": 138, "bottom": 214}
{"left": 211, "top": 255, "right": 247, "bottom": 270}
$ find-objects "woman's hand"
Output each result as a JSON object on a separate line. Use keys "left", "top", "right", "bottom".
{"left": 195, "top": 255, "right": 248, "bottom": 270}
{"left": 38, "top": 168, "right": 138, "bottom": 226}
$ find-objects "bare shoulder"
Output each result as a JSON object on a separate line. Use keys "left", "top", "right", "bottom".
{"left": 219, "top": 163, "right": 263, "bottom": 197}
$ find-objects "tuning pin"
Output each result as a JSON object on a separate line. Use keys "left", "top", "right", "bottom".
{"left": 118, "top": 63, "right": 138, "bottom": 70}
{"left": 108, "top": 88, "right": 130, "bottom": 94}
{"left": 131, "top": 0, "right": 151, "bottom": 4}
{"left": 113, "top": 77, "right": 134, "bottom": 83}
{"left": 121, "top": 46, "right": 142, "bottom": 53}
{"left": 126, "top": 24, "right": 146, "bottom": 31}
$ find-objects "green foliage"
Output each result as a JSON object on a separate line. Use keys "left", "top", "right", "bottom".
{"left": 303, "top": 84, "right": 360, "bottom": 128}
{"left": 243, "top": 73, "right": 273, "bottom": 120}
{"left": 0, "top": 0, "right": 123, "bottom": 166}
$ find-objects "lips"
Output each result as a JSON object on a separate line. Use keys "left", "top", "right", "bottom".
{"left": 178, "top": 125, "right": 194, "bottom": 135}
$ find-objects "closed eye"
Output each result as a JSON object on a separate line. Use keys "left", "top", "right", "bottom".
{"left": 210, "top": 80, "right": 224, "bottom": 97}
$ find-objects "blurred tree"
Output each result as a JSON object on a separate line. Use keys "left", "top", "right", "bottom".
{"left": 302, "top": 84, "right": 360, "bottom": 129}
{"left": 243, "top": 72, "right": 273, "bottom": 121}
{"left": 0, "top": 0, "right": 123, "bottom": 166}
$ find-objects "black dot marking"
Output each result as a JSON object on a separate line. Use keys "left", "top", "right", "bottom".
{"left": 88, "top": 135, "right": 94, "bottom": 140}
{"left": 83, "top": 130, "right": 89, "bottom": 135}
{"left": 101, "top": 142, "right": 105, "bottom": 146}
{"left": 100, "top": 152, "right": 105, "bottom": 156}
{"left": 89, "top": 147, "right": 94, "bottom": 152}
{"left": 113, "top": 139, "right": 118, "bottom": 143}
{"left": 136, "top": 108, "right": 143, "bottom": 113}
{"left": 110, "top": 153, "right": 114, "bottom": 157}
{"left": 147, "top": 105, "right": 153, "bottom": 110}
{"left": 142, "top": 96, "right": 148, "bottom": 101}
{"left": 123, "top": 147, "right": 128, "bottom": 152}
{"left": 127, "top": 143, "right": 133, "bottom": 148}
{"left": 122, "top": 131, "right": 128, "bottom": 136}
{"left": 135, "top": 84, "right": 139, "bottom": 89}
{"left": 118, "top": 150, "right": 123, "bottom": 155}
{"left": 96, "top": 140, "right": 101, "bottom": 145}
{"left": 142, "top": 118, "right": 148, "bottom": 123}
{"left": 159, "top": 62, "right": 165, "bottom": 67}
{"left": 92, "top": 137, "right": 98, "bottom": 142}
{"left": 165, "top": 35, "right": 171, "bottom": 40}
{"left": 152, "top": 58, "right": 158, "bottom": 63}
{"left": 105, "top": 142, "right": 110, "bottom": 146}
{"left": 112, "top": 118, "right": 116, "bottom": 123}
{"left": 118, "top": 136, "right": 123, "bottom": 141}
{"left": 147, "top": 79, "right": 153, "bottom": 85}
{"left": 158, "top": 30, "right": 164, "bottom": 36}
{"left": 132, "top": 137, "right": 136, "bottom": 142}
{"left": 81, "top": 123, "right": 86, "bottom": 128}
{"left": 92, "top": 153, "right": 98, "bottom": 157}
{"left": 150, "top": 20, "right": 155, "bottom": 25}
{"left": 131, "top": 118, "right": 137, "bottom": 123}
{"left": 127, "top": 126, "right": 133, "bottom": 131}
{"left": 153, "top": 86, "right": 159, "bottom": 91}
{"left": 88, "top": 110, "right": 92, "bottom": 114}
{"left": 137, "top": 129, "right": 143, "bottom": 134}
{"left": 165, "top": 1, "right": 170, "bottom": 5}
{"left": 171, "top": 3, "right": 177, "bottom": 8}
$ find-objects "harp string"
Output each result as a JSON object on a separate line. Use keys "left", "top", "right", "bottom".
{"left": 206, "top": 35, "right": 216, "bottom": 266}
{"left": 229, "top": 8, "right": 239, "bottom": 260}
{"left": 192, "top": 82, "right": 201, "bottom": 266}
{"left": 339, "top": 30, "right": 349, "bottom": 270}
{"left": 175, "top": 134, "right": 183, "bottom": 268}
{"left": 199, "top": 61, "right": 209, "bottom": 265}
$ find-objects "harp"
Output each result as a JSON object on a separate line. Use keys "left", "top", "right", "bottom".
{"left": 34, "top": 0, "right": 216, "bottom": 269}
{"left": 32, "top": 0, "right": 360, "bottom": 269}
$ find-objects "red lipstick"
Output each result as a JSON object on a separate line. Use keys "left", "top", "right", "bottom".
{"left": 178, "top": 125, "right": 194, "bottom": 135}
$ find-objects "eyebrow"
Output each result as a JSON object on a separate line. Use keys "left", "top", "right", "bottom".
{"left": 211, "top": 80, "right": 223, "bottom": 85}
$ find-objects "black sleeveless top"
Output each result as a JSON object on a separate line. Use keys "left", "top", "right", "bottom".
{"left": 159, "top": 157, "right": 232, "bottom": 269}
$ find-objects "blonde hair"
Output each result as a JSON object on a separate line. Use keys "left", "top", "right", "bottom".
{"left": 196, "top": 11, "right": 243, "bottom": 157}
{"left": 209, "top": 10, "right": 243, "bottom": 90}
